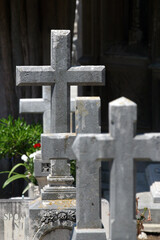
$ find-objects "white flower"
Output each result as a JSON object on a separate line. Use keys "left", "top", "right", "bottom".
{"left": 29, "top": 152, "right": 37, "bottom": 160}
{"left": 21, "top": 154, "right": 28, "bottom": 162}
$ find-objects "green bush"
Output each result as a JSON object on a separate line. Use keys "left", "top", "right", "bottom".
{"left": 0, "top": 115, "right": 42, "bottom": 160}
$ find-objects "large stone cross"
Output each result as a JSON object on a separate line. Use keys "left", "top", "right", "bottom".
{"left": 16, "top": 30, "right": 105, "bottom": 133}
{"left": 71, "top": 97, "right": 160, "bottom": 240}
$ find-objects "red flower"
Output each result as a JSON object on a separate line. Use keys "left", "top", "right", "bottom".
{"left": 33, "top": 143, "right": 41, "bottom": 148}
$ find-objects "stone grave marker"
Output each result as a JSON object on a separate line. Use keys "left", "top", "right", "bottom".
{"left": 33, "top": 98, "right": 77, "bottom": 190}
{"left": 16, "top": 30, "right": 105, "bottom": 133}
{"left": 17, "top": 29, "right": 105, "bottom": 198}
{"left": 41, "top": 97, "right": 100, "bottom": 200}
{"left": 29, "top": 97, "right": 102, "bottom": 239}
{"left": 70, "top": 97, "right": 160, "bottom": 240}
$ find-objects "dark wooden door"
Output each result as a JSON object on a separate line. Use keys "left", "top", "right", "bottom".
{"left": 79, "top": 0, "right": 160, "bottom": 133}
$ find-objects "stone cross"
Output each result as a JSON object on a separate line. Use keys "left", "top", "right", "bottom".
{"left": 33, "top": 97, "right": 94, "bottom": 189}
{"left": 16, "top": 30, "right": 105, "bottom": 133}
{"left": 71, "top": 97, "right": 160, "bottom": 240}
{"left": 20, "top": 86, "right": 51, "bottom": 133}
{"left": 41, "top": 97, "right": 101, "bottom": 200}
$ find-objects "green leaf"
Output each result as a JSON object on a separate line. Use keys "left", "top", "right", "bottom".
{"left": 22, "top": 184, "right": 30, "bottom": 194}
{"left": 0, "top": 171, "right": 17, "bottom": 175}
{"left": 0, "top": 171, "right": 11, "bottom": 174}
{"left": 3, "top": 174, "right": 27, "bottom": 188}
{"left": 8, "top": 163, "right": 26, "bottom": 178}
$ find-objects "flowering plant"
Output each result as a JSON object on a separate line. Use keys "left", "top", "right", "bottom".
{"left": 0, "top": 143, "right": 41, "bottom": 195}
{"left": 0, "top": 116, "right": 42, "bottom": 160}
{"left": 136, "top": 197, "right": 152, "bottom": 235}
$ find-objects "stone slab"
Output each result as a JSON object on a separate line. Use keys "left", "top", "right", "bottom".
{"left": 41, "top": 186, "right": 76, "bottom": 200}
{"left": 0, "top": 198, "right": 31, "bottom": 240}
{"left": 145, "top": 164, "right": 160, "bottom": 203}
{"left": 71, "top": 228, "right": 106, "bottom": 240}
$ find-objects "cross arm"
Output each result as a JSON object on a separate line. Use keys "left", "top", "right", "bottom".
{"left": 134, "top": 133, "right": 160, "bottom": 161}
{"left": 66, "top": 66, "right": 105, "bottom": 86}
{"left": 16, "top": 66, "right": 55, "bottom": 86}
{"left": 72, "top": 133, "right": 114, "bottom": 161}
{"left": 19, "top": 99, "right": 50, "bottom": 113}
{"left": 41, "top": 133, "right": 76, "bottom": 160}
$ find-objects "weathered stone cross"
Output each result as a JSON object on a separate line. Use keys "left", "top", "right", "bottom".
{"left": 45, "top": 97, "right": 160, "bottom": 239}
{"left": 41, "top": 97, "right": 101, "bottom": 200}
{"left": 71, "top": 97, "right": 160, "bottom": 240}
{"left": 16, "top": 30, "right": 105, "bottom": 133}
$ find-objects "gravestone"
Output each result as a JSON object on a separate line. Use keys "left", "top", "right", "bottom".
{"left": 33, "top": 98, "right": 77, "bottom": 190}
{"left": 16, "top": 30, "right": 105, "bottom": 133}
{"left": 41, "top": 96, "right": 100, "bottom": 200}
{"left": 71, "top": 97, "right": 160, "bottom": 240}
{"left": 29, "top": 97, "right": 102, "bottom": 239}
{"left": 17, "top": 29, "right": 105, "bottom": 198}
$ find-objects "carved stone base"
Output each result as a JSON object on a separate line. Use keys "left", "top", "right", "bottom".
{"left": 47, "top": 175, "right": 75, "bottom": 186}
{"left": 29, "top": 198, "right": 76, "bottom": 240}
{"left": 41, "top": 185, "right": 76, "bottom": 200}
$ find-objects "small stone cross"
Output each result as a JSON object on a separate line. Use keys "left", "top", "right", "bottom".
{"left": 71, "top": 97, "right": 160, "bottom": 240}
{"left": 41, "top": 97, "right": 101, "bottom": 200}
{"left": 20, "top": 86, "right": 51, "bottom": 133}
{"left": 16, "top": 30, "right": 105, "bottom": 133}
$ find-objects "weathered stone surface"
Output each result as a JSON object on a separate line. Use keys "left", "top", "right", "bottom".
{"left": 29, "top": 198, "right": 76, "bottom": 239}
{"left": 39, "top": 229, "right": 71, "bottom": 240}
{"left": 20, "top": 86, "right": 51, "bottom": 133}
{"left": 71, "top": 228, "right": 106, "bottom": 240}
{"left": 72, "top": 97, "right": 160, "bottom": 240}
{"left": 75, "top": 97, "right": 100, "bottom": 133}
{"left": 16, "top": 30, "right": 105, "bottom": 133}
{"left": 0, "top": 199, "right": 30, "bottom": 240}
{"left": 145, "top": 164, "right": 160, "bottom": 203}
